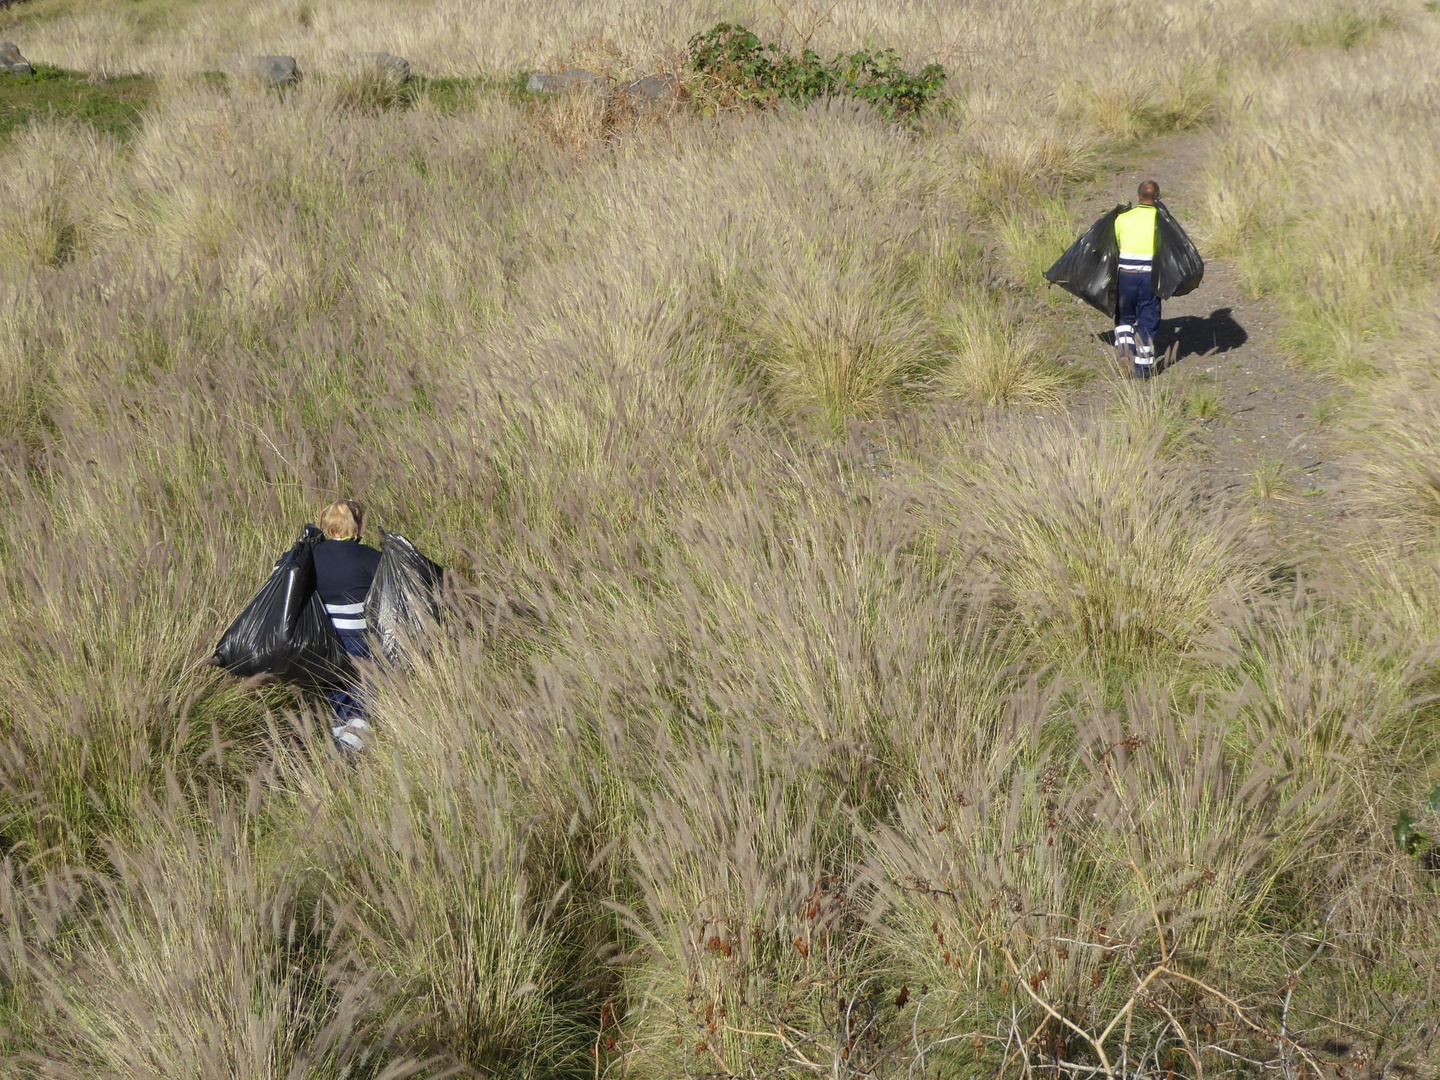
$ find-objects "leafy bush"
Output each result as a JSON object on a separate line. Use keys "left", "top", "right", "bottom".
{"left": 1394, "top": 783, "right": 1440, "bottom": 855}
{"left": 688, "top": 23, "right": 946, "bottom": 119}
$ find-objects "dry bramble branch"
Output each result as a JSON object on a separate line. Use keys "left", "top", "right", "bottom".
{"left": 764, "top": 0, "right": 845, "bottom": 53}
{"left": 889, "top": 733, "right": 1339, "bottom": 1080}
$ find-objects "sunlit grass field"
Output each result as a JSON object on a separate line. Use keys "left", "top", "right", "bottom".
{"left": 0, "top": 0, "right": 1437, "bottom": 1076}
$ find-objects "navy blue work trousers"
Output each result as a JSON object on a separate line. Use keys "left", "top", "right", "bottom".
{"left": 326, "top": 633, "right": 371, "bottom": 724}
{"left": 1115, "top": 271, "right": 1161, "bottom": 362}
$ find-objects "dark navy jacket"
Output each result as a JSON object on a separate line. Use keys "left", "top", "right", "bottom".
{"left": 313, "top": 538, "right": 381, "bottom": 634}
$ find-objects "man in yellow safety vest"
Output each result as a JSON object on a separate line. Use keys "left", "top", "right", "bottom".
{"left": 1044, "top": 180, "right": 1203, "bottom": 373}
{"left": 1114, "top": 180, "right": 1163, "bottom": 378}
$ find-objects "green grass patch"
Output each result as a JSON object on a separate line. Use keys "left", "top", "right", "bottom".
{"left": 0, "top": 64, "right": 156, "bottom": 144}
{"left": 0, "top": 0, "right": 209, "bottom": 31}
{"left": 414, "top": 75, "right": 488, "bottom": 111}
{"left": 328, "top": 72, "right": 496, "bottom": 114}
{"left": 1184, "top": 385, "right": 1224, "bottom": 421}
{"left": 409, "top": 74, "right": 540, "bottom": 112}
{"left": 1247, "top": 457, "right": 1295, "bottom": 501}
{"left": 1282, "top": 7, "right": 1399, "bottom": 50}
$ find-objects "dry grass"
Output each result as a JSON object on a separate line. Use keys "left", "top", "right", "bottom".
{"left": 1202, "top": 9, "right": 1440, "bottom": 376}
{"left": 934, "top": 298, "right": 1064, "bottom": 408}
{"left": 748, "top": 234, "right": 933, "bottom": 429}
{"left": 932, "top": 414, "right": 1260, "bottom": 668}
{"left": 0, "top": 0, "right": 1336, "bottom": 80}
{"left": 1349, "top": 362, "right": 1440, "bottom": 544}
{"left": 0, "top": 0, "right": 1434, "bottom": 1077}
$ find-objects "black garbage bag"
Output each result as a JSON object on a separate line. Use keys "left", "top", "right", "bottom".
{"left": 212, "top": 524, "right": 355, "bottom": 690}
{"left": 364, "top": 530, "right": 444, "bottom": 665}
{"left": 1044, "top": 205, "right": 1123, "bottom": 316}
{"left": 1045, "top": 201, "right": 1204, "bottom": 314}
{"left": 1154, "top": 202, "right": 1204, "bottom": 299}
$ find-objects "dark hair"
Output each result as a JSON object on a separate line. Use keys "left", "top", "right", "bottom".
{"left": 1138, "top": 180, "right": 1160, "bottom": 202}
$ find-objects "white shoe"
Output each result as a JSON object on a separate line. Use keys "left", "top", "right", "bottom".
{"left": 332, "top": 718, "right": 370, "bottom": 739}
{"left": 335, "top": 729, "right": 364, "bottom": 751}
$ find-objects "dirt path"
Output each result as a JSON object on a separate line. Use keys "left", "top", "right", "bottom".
{"left": 1054, "top": 130, "right": 1344, "bottom": 556}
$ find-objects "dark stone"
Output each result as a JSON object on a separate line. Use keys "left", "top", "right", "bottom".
{"left": 619, "top": 73, "right": 678, "bottom": 103}
{"left": 526, "top": 69, "right": 606, "bottom": 94}
{"left": 248, "top": 55, "right": 300, "bottom": 86}
{"left": 0, "top": 42, "right": 32, "bottom": 76}
{"left": 349, "top": 51, "right": 410, "bottom": 84}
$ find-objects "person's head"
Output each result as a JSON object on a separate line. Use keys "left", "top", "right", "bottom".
{"left": 319, "top": 499, "right": 364, "bottom": 540}
{"left": 1137, "top": 180, "right": 1159, "bottom": 205}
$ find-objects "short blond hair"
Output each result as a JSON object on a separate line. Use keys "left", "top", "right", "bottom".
{"left": 319, "top": 499, "right": 363, "bottom": 540}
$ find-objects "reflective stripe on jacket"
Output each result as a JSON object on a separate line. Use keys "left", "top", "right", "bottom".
{"left": 313, "top": 537, "right": 381, "bottom": 635}
{"left": 325, "top": 600, "right": 367, "bottom": 634}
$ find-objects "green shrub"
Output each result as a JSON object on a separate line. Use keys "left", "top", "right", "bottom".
{"left": 688, "top": 23, "right": 947, "bottom": 120}
{"left": 1394, "top": 783, "right": 1440, "bottom": 855}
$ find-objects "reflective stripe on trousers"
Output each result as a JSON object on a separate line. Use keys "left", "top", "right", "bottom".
{"left": 1117, "top": 269, "right": 1161, "bottom": 366}
{"left": 325, "top": 600, "right": 366, "bottom": 633}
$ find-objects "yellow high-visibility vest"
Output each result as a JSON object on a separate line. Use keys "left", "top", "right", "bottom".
{"left": 1115, "top": 205, "right": 1157, "bottom": 258}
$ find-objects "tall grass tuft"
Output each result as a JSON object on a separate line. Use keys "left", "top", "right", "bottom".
{"left": 749, "top": 242, "right": 932, "bottom": 430}
{"left": 617, "top": 736, "right": 871, "bottom": 1078}
{"left": 25, "top": 804, "right": 411, "bottom": 1079}
{"left": 936, "top": 415, "right": 1260, "bottom": 668}
{"left": 934, "top": 298, "right": 1063, "bottom": 407}
{"left": 866, "top": 686, "right": 1335, "bottom": 1076}
{"left": 1350, "top": 363, "right": 1440, "bottom": 545}
{"left": 330, "top": 57, "right": 410, "bottom": 114}
{"left": 291, "top": 749, "right": 590, "bottom": 1074}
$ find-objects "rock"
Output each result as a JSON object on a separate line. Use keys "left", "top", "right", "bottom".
{"left": 525, "top": 69, "right": 679, "bottom": 104}
{"left": 247, "top": 54, "right": 300, "bottom": 86}
{"left": 619, "top": 73, "right": 678, "bottom": 103}
{"left": 526, "top": 69, "right": 606, "bottom": 94}
{"left": 0, "top": 42, "right": 33, "bottom": 76}
{"left": 348, "top": 51, "right": 410, "bottom": 84}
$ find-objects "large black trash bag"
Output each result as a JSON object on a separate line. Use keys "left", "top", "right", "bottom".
{"left": 212, "top": 524, "right": 355, "bottom": 690}
{"left": 1044, "top": 205, "right": 1123, "bottom": 316}
{"left": 1154, "top": 201, "right": 1204, "bottom": 299}
{"left": 364, "top": 530, "right": 445, "bottom": 665}
{"left": 1045, "top": 201, "right": 1204, "bottom": 313}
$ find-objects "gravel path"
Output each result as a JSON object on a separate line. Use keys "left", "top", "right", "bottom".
{"left": 1055, "top": 129, "right": 1345, "bottom": 555}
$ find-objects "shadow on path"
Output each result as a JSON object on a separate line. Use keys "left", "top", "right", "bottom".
{"left": 1096, "top": 307, "right": 1249, "bottom": 373}
{"left": 1162, "top": 307, "right": 1248, "bottom": 361}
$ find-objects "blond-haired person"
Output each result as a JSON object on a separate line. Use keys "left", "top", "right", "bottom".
{"left": 313, "top": 499, "right": 381, "bottom": 750}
